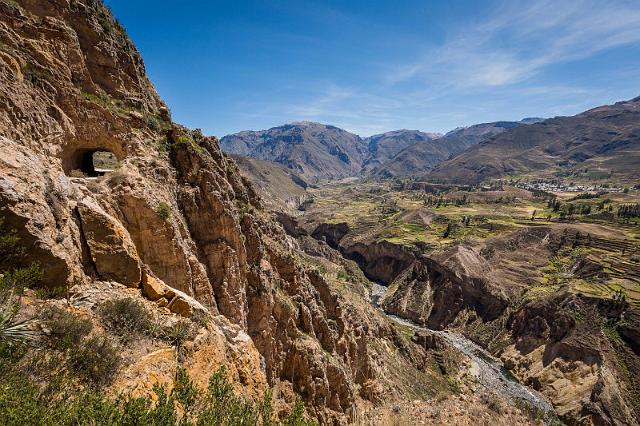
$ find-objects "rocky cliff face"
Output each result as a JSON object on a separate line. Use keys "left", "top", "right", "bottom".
{"left": 0, "top": 0, "right": 166, "bottom": 287}
{"left": 0, "top": 1, "right": 453, "bottom": 422}
{"left": 380, "top": 242, "right": 511, "bottom": 330}
{"left": 501, "top": 292, "right": 639, "bottom": 424}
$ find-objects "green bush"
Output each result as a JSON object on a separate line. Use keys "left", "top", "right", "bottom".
{"left": 0, "top": 218, "right": 41, "bottom": 347}
{"left": 156, "top": 202, "right": 172, "bottom": 221}
{"left": 98, "top": 297, "right": 153, "bottom": 340}
{"left": 0, "top": 356, "right": 314, "bottom": 425}
{"left": 174, "top": 135, "right": 192, "bottom": 146}
{"left": 173, "top": 366, "right": 199, "bottom": 409}
{"left": 336, "top": 270, "right": 351, "bottom": 282}
{"left": 259, "top": 389, "right": 275, "bottom": 426}
{"left": 34, "top": 285, "right": 68, "bottom": 300}
{"left": 0, "top": 219, "right": 24, "bottom": 270}
{"left": 0, "top": 217, "right": 43, "bottom": 291}
{"left": 0, "top": 366, "right": 51, "bottom": 425}
{"left": 41, "top": 306, "right": 92, "bottom": 350}
{"left": 445, "top": 374, "right": 460, "bottom": 394}
{"left": 282, "top": 398, "right": 311, "bottom": 426}
{"left": 68, "top": 335, "right": 120, "bottom": 387}
{"left": 162, "top": 320, "right": 193, "bottom": 347}
{"left": 1, "top": 264, "right": 42, "bottom": 293}
{"left": 191, "top": 128, "right": 205, "bottom": 143}
{"left": 196, "top": 365, "right": 259, "bottom": 425}
{"left": 196, "top": 366, "right": 313, "bottom": 426}
{"left": 145, "top": 113, "right": 163, "bottom": 132}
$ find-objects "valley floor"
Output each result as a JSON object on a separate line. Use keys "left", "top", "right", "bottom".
{"left": 302, "top": 179, "right": 640, "bottom": 307}
{"left": 294, "top": 178, "right": 640, "bottom": 425}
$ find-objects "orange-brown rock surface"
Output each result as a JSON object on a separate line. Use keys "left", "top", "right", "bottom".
{"left": 6, "top": 2, "right": 636, "bottom": 424}
{"left": 0, "top": 1, "right": 449, "bottom": 422}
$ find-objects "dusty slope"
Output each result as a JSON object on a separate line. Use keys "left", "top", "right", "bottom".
{"left": 371, "top": 120, "right": 537, "bottom": 178}
{"left": 230, "top": 154, "right": 310, "bottom": 211}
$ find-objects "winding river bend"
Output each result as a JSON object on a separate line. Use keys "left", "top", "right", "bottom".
{"left": 371, "top": 284, "right": 556, "bottom": 417}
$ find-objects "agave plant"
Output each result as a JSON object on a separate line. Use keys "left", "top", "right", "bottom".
{"left": 0, "top": 282, "right": 38, "bottom": 346}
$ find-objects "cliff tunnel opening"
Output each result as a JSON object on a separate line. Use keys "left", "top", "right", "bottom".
{"left": 64, "top": 148, "right": 120, "bottom": 177}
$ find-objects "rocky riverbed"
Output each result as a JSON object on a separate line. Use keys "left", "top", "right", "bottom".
{"left": 371, "top": 284, "right": 557, "bottom": 421}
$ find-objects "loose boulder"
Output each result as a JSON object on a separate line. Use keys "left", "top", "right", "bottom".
{"left": 168, "top": 290, "right": 208, "bottom": 318}
{"left": 142, "top": 272, "right": 175, "bottom": 301}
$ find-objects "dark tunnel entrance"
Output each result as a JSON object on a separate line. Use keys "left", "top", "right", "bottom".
{"left": 67, "top": 149, "right": 119, "bottom": 177}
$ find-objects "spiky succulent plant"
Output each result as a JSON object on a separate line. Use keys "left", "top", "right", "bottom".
{"left": 0, "top": 284, "right": 38, "bottom": 345}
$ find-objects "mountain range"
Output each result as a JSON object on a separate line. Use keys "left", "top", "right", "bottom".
{"left": 223, "top": 97, "right": 640, "bottom": 186}
{"left": 369, "top": 119, "right": 543, "bottom": 178}
{"left": 428, "top": 98, "right": 640, "bottom": 184}
{"left": 221, "top": 118, "right": 545, "bottom": 183}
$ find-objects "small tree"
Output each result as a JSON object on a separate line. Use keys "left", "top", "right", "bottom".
{"left": 443, "top": 223, "right": 453, "bottom": 238}
{"left": 573, "top": 231, "right": 582, "bottom": 248}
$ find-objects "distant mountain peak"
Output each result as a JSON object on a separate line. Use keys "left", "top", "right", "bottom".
{"left": 363, "top": 129, "right": 443, "bottom": 168}
{"left": 370, "top": 120, "right": 525, "bottom": 178}
{"left": 520, "top": 117, "right": 545, "bottom": 124}
{"left": 220, "top": 122, "right": 367, "bottom": 183}
{"left": 290, "top": 120, "right": 324, "bottom": 127}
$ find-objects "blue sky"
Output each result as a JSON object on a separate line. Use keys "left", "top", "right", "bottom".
{"left": 104, "top": 0, "right": 640, "bottom": 137}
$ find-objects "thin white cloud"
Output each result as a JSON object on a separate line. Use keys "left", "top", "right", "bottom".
{"left": 390, "top": 0, "right": 640, "bottom": 88}
{"left": 287, "top": 84, "right": 356, "bottom": 117}
{"left": 219, "top": 0, "right": 640, "bottom": 136}
{"left": 282, "top": 82, "right": 491, "bottom": 136}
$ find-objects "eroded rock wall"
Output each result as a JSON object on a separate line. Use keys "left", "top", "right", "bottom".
{"left": 378, "top": 226, "right": 640, "bottom": 424}
{"left": 502, "top": 293, "right": 638, "bottom": 424}
{"left": 0, "top": 1, "right": 435, "bottom": 422}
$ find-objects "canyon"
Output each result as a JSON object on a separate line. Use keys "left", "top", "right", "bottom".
{"left": 0, "top": 1, "right": 638, "bottom": 425}
{"left": 293, "top": 180, "right": 640, "bottom": 424}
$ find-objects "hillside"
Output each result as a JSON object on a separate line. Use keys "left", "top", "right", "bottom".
{"left": 220, "top": 121, "right": 369, "bottom": 183}
{"left": 0, "top": 1, "right": 474, "bottom": 423}
{"left": 363, "top": 129, "right": 442, "bottom": 171}
{"left": 429, "top": 98, "right": 640, "bottom": 184}
{"left": 370, "top": 120, "right": 539, "bottom": 178}
{"left": 230, "top": 154, "right": 310, "bottom": 211}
